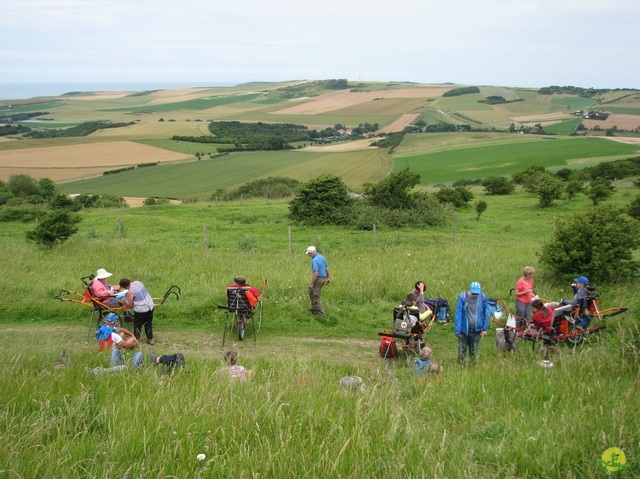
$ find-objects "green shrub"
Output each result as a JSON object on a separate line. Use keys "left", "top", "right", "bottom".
{"left": 539, "top": 205, "right": 640, "bottom": 282}
{"left": 25, "top": 210, "right": 82, "bottom": 248}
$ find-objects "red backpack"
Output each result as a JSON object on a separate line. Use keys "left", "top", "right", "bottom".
{"left": 379, "top": 336, "right": 398, "bottom": 358}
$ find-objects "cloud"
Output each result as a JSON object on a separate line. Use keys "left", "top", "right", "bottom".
{"left": 1, "top": 0, "right": 638, "bottom": 88}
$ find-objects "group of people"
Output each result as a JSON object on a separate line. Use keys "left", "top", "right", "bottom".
{"left": 513, "top": 266, "right": 593, "bottom": 331}
{"left": 91, "top": 268, "right": 156, "bottom": 345}
{"left": 403, "top": 268, "right": 593, "bottom": 367}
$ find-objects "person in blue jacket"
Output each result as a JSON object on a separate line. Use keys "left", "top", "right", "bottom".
{"left": 454, "top": 281, "right": 490, "bottom": 364}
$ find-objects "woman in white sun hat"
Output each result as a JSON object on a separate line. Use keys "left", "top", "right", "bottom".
{"left": 91, "top": 268, "right": 121, "bottom": 307}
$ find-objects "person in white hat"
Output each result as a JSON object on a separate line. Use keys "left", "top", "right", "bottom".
{"left": 305, "top": 246, "right": 330, "bottom": 316}
{"left": 91, "top": 268, "right": 121, "bottom": 307}
{"left": 454, "top": 281, "right": 490, "bottom": 364}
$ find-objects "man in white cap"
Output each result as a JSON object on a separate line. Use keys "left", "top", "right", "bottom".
{"left": 454, "top": 281, "right": 490, "bottom": 364}
{"left": 91, "top": 268, "right": 121, "bottom": 307}
{"left": 305, "top": 246, "right": 330, "bottom": 316}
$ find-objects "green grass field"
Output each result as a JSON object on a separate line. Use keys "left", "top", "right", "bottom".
{"left": 394, "top": 135, "right": 639, "bottom": 185}
{"left": 60, "top": 148, "right": 393, "bottom": 199}
{"left": 0, "top": 183, "right": 639, "bottom": 477}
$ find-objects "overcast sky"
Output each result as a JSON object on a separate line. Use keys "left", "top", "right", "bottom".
{"left": 2, "top": 0, "right": 638, "bottom": 90}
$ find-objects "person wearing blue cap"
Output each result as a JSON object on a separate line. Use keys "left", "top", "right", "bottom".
{"left": 563, "top": 276, "right": 591, "bottom": 330}
{"left": 454, "top": 281, "right": 491, "bottom": 364}
{"left": 95, "top": 313, "right": 139, "bottom": 351}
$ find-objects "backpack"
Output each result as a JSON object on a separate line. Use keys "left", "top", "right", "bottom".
{"left": 425, "top": 298, "right": 450, "bottom": 324}
{"left": 495, "top": 327, "right": 518, "bottom": 352}
{"left": 413, "top": 357, "right": 432, "bottom": 376}
{"left": 379, "top": 336, "right": 398, "bottom": 358}
{"left": 392, "top": 307, "right": 416, "bottom": 336}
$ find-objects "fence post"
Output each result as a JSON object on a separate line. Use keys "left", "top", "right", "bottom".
{"left": 288, "top": 226, "right": 292, "bottom": 255}
{"left": 203, "top": 224, "right": 208, "bottom": 250}
{"left": 452, "top": 213, "right": 457, "bottom": 245}
{"left": 372, "top": 224, "right": 376, "bottom": 251}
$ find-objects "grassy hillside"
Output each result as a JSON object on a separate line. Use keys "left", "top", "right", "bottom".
{"left": 394, "top": 135, "right": 639, "bottom": 185}
{"left": 61, "top": 148, "right": 393, "bottom": 198}
{"left": 0, "top": 184, "right": 638, "bottom": 477}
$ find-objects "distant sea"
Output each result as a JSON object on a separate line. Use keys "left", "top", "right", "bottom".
{"left": 0, "top": 82, "right": 237, "bottom": 101}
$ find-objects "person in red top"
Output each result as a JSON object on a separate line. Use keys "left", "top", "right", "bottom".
{"left": 228, "top": 276, "right": 261, "bottom": 307}
{"left": 514, "top": 266, "right": 535, "bottom": 326}
{"left": 531, "top": 299, "right": 553, "bottom": 331}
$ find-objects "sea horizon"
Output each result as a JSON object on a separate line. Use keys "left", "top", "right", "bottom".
{"left": 0, "top": 82, "right": 239, "bottom": 101}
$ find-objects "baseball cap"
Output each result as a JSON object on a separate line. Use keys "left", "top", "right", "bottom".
{"left": 573, "top": 276, "right": 589, "bottom": 285}
{"left": 469, "top": 282, "right": 482, "bottom": 294}
{"left": 105, "top": 312, "right": 119, "bottom": 323}
{"left": 305, "top": 246, "right": 316, "bottom": 254}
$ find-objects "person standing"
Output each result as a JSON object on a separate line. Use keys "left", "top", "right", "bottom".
{"left": 454, "top": 281, "right": 490, "bottom": 364}
{"left": 119, "top": 278, "right": 155, "bottom": 345}
{"left": 514, "top": 266, "right": 535, "bottom": 325}
{"left": 306, "top": 246, "right": 330, "bottom": 316}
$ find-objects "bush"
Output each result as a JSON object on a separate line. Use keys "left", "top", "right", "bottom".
{"left": 539, "top": 205, "right": 640, "bottom": 282}
{"left": 435, "top": 186, "right": 473, "bottom": 208}
{"left": 25, "top": 210, "right": 82, "bottom": 248}
{"left": 482, "top": 176, "right": 515, "bottom": 195}
{"left": 288, "top": 175, "right": 353, "bottom": 225}
{"left": 628, "top": 194, "right": 640, "bottom": 220}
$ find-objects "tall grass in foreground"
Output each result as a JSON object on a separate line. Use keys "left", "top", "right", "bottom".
{"left": 0, "top": 323, "right": 638, "bottom": 478}
{"left": 0, "top": 189, "right": 639, "bottom": 477}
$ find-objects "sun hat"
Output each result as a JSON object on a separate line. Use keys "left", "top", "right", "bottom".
{"left": 105, "top": 312, "right": 119, "bottom": 323}
{"left": 305, "top": 246, "right": 316, "bottom": 254}
{"left": 95, "top": 268, "right": 112, "bottom": 279}
{"left": 469, "top": 281, "right": 482, "bottom": 294}
{"left": 573, "top": 276, "right": 589, "bottom": 285}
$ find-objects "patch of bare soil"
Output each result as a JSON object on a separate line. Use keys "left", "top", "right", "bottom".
{"left": 66, "top": 91, "right": 136, "bottom": 100}
{"left": 123, "top": 197, "right": 182, "bottom": 208}
{"left": 512, "top": 112, "right": 574, "bottom": 123}
{"left": 378, "top": 113, "right": 420, "bottom": 133}
{"left": 601, "top": 136, "right": 640, "bottom": 145}
{"left": 296, "top": 337, "right": 379, "bottom": 348}
{"left": 304, "top": 139, "right": 378, "bottom": 152}
{"left": 270, "top": 88, "right": 448, "bottom": 116}
{"left": 583, "top": 114, "right": 640, "bottom": 131}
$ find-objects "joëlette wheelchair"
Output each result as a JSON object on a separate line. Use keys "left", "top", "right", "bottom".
{"left": 217, "top": 286, "right": 263, "bottom": 346}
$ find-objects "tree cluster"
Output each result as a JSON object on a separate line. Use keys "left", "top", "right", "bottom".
{"left": 23, "top": 121, "right": 135, "bottom": 138}
{"left": 0, "top": 111, "right": 49, "bottom": 122}
{"left": 443, "top": 86, "right": 480, "bottom": 97}
{"left": 0, "top": 124, "right": 32, "bottom": 136}
{"left": 221, "top": 176, "right": 302, "bottom": 201}
{"left": 288, "top": 169, "right": 447, "bottom": 229}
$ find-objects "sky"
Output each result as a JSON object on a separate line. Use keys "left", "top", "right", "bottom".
{"left": 1, "top": 0, "right": 639, "bottom": 91}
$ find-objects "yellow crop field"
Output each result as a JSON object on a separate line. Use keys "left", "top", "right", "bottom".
{"left": 0, "top": 141, "right": 190, "bottom": 181}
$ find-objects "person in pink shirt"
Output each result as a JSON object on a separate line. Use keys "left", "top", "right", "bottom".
{"left": 514, "top": 266, "right": 535, "bottom": 326}
{"left": 91, "top": 268, "right": 121, "bottom": 307}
